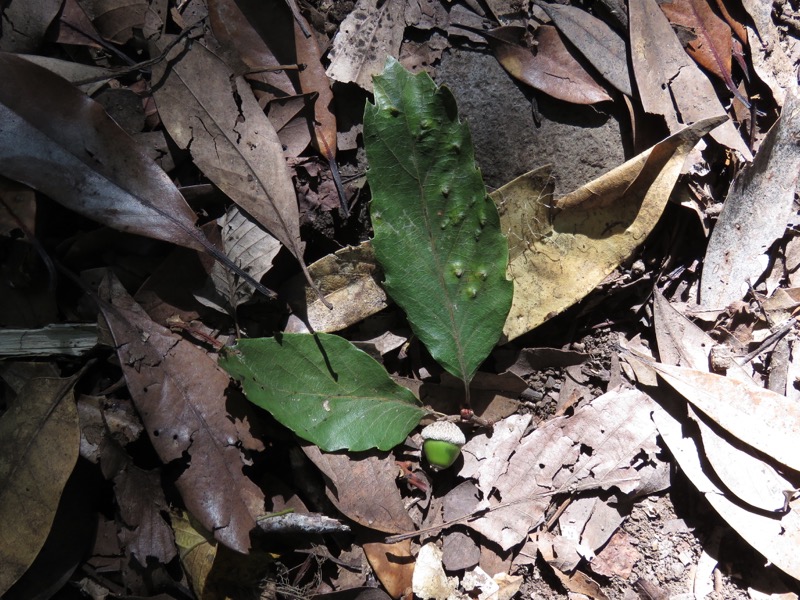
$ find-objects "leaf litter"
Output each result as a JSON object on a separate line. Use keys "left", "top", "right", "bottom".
{"left": 3, "top": 0, "right": 800, "bottom": 598}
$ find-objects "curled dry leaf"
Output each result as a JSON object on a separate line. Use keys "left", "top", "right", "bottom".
{"left": 488, "top": 25, "right": 613, "bottom": 105}
{"left": 98, "top": 273, "right": 265, "bottom": 553}
{"left": 653, "top": 403, "right": 800, "bottom": 580}
{"left": 498, "top": 116, "right": 724, "bottom": 341}
{"left": 0, "top": 376, "right": 80, "bottom": 596}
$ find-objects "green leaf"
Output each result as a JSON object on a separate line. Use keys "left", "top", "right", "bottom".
{"left": 219, "top": 334, "right": 428, "bottom": 452}
{"left": 364, "top": 58, "right": 513, "bottom": 387}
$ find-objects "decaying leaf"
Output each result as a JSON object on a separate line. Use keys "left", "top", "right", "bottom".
{"left": 498, "top": 116, "right": 724, "bottom": 341}
{"left": 460, "top": 389, "right": 662, "bottom": 550}
{"left": 0, "top": 53, "right": 206, "bottom": 255}
{"left": 195, "top": 205, "right": 281, "bottom": 315}
{"left": 303, "top": 446, "right": 416, "bottom": 534}
{"left": 628, "top": 0, "right": 751, "bottom": 158}
{"left": 0, "top": 375, "right": 80, "bottom": 596}
{"left": 207, "top": 0, "right": 296, "bottom": 99}
{"left": 644, "top": 360, "right": 800, "bottom": 474}
{"left": 283, "top": 242, "right": 388, "bottom": 333}
{"left": 0, "top": 0, "right": 62, "bottom": 52}
{"left": 362, "top": 540, "right": 415, "bottom": 599}
{"left": 326, "top": 0, "right": 406, "bottom": 91}
{"left": 365, "top": 58, "right": 513, "bottom": 389}
{"left": 488, "top": 25, "right": 613, "bottom": 105}
{"left": 77, "top": 0, "right": 148, "bottom": 44}
{"left": 538, "top": 3, "right": 632, "bottom": 96}
{"left": 659, "top": 0, "right": 746, "bottom": 105}
{"left": 98, "top": 273, "right": 265, "bottom": 553}
{"left": 700, "top": 88, "right": 800, "bottom": 309}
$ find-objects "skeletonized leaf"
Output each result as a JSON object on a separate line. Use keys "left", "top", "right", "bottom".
{"left": 499, "top": 116, "right": 724, "bottom": 341}
{"left": 364, "top": 58, "right": 513, "bottom": 387}
{"left": 150, "top": 36, "right": 308, "bottom": 276}
{"left": 0, "top": 376, "right": 80, "bottom": 595}
{"left": 219, "top": 334, "right": 429, "bottom": 452}
{"left": 538, "top": 3, "right": 632, "bottom": 96}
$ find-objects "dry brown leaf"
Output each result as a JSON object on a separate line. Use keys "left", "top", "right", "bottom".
{"left": 207, "top": 0, "right": 296, "bottom": 99}
{"left": 98, "top": 273, "right": 265, "bottom": 553}
{"left": 645, "top": 359, "right": 800, "bottom": 474}
{"left": 294, "top": 14, "right": 337, "bottom": 161}
{"left": 0, "top": 0, "right": 62, "bottom": 52}
{"left": 740, "top": 0, "right": 797, "bottom": 107}
{"left": 149, "top": 36, "right": 313, "bottom": 290}
{"left": 652, "top": 291, "right": 753, "bottom": 382}
{"left": 54, "top": 0, "right": 102, "bottom": 48}
{"left": 302, "top": 445, "right": 415, "bottom": 534}
{"left": 652, "top": 403, "right": 800, "bottom": 581}
{"left": 284, "top": 242, "right": 388, "bottom": 333}
{"left": 498, "top": 116, "right": 723, "bottom": 341}
{"left": 629, "top": 0, "right": 751, "bottom": 158}
{"left": 326, "top": 0, "right": 406, "bottom": 91}
{"left": 700, "top": 88, "right": 800, "bottom": 309}
{"left": 77, "top": 0, "right": 148, "bottom": 44}
{"left": 195, "top": 205, "right": 281, "bottom": 315}
{"left": 0, "top": 375, "right": 80, "bottom": 595}
{"left": 0, "top": 53, "right": 210, "bottom": 255}
{"left": 461, "top": 389, "right": 661, "bottom": 550}
{"left": 363, "top": 540, "right": 415, "bottom": 599}
{"left": 651, "top": 293, "right": 793, "bottom": 512}
{"left": 538, "top": 534, "right": 609, "bottom": 600}
{"left": 489, "top": 25, "right": 613, "bottom": 105}
{"left": 659, "top": 0, "right": 746, "bottom": 105}
{"left": 538, "top": 3, "right": 632, "bottom": 96}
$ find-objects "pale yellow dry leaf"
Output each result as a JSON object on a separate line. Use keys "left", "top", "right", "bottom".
{"left": 498, "top": 116, "right": 725, "bottom": 341}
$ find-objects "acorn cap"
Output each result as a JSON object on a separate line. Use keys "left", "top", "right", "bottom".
{"left": 420, "top": 421, "right": 465, "bottom": 446}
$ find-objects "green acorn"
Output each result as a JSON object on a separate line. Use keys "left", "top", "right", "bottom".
{"left": 421, "top": 421, "right": 466, "bottom": 470}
